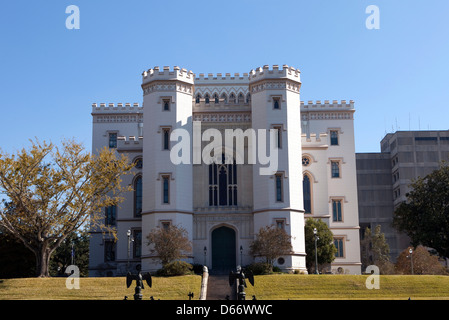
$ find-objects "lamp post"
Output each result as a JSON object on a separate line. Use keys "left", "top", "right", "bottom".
{"left": 313, "top": 227, "right": 319, "bottom": 274}
{"left": 240, "top": 245, "right": 243, "bottom": 266}
{"left": 204, "top": 246, "right": 207, "bottom": 266}
{"left": 127, "top": 230, "right": 134, "bottom": 273}
{"left": 409, "top": 248, "right": 414, "bottom": 275}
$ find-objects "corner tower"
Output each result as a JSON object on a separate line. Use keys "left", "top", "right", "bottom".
{"left": 249, "top": 65, "right": 307, "bottom": 272}
{"left": 141, "top": 66, "right": 195, "bottom": 272}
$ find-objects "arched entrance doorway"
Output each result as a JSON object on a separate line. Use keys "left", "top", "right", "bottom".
{"left": 211, "top": 226, "right": 236, "bottom": 274}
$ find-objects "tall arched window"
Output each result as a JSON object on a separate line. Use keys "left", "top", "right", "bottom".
{"left": 303, "top": 174, "right": 311, "bottom": 214}
{"left": 134, "top": 175, "right": 142, "bottom": 217}
{"left": 195, "top": 94, "right": 201, "bottom": 104}
{"left": 205, "top": 93, "right": 210, "bottom": 104}
{"left": 229, "top": 93, "right": 236, "bottom": 104}
{"left": 209, "top": 154, "right": 237, "bottom": 206}
{"left": 213, "top": 93, "right": 219, "bottom": 103}
{"left": 221, "top": 93, "right": 228, "bottom": 104}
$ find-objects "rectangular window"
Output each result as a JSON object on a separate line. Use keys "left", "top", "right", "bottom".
{"left": 162, "top": 176, "right": 170, "bottom": 204}
{"left": 162, "top": 128, "right": 170, "bottom": 150}
{"left": 331, "top": 161, "right": 340, "bottom": 178}
{"left": 109, "top": 133, "right": 117, "bottom": 149}
{"left": 276, "top": 219, "right": 285, "bottom": 230}
{"left": 133, "top": 230, "right": 142, "bottom": 258}
{"left": 163, "top": 99, "right": 170, "bottom": 111}
{"left": 273, "top": 97, "right": 280, "bottom": 109}
{"left": 332, "top": 200, "right": 342, "bottom": 222}
{"left": 161, "top": 221, "right": 171, "bottom": 230}
{"left": 105, "top": 205, "right": 116, "bottom": 226}
{"left": 330, "top": 130, "right": 339, "bottom": 146}
{"left": 104, "top": 240, "right": 116, "bottom": 262}
{"left": 334, "top": 238, "right": 344, "bottom": 258}
{"left": 273, "top": 126, "right": 282, "bottom": 149}
{"left": 275, "top": 173, "right": 283, "bottom": 202}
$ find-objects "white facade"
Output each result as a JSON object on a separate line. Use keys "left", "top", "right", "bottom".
{"left": 88, "top": 65, "right": 361, "bottom": 276}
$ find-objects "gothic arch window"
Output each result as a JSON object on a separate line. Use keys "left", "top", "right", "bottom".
{"left": 303, "top": 174, "right": 312, "bottom": 214}
{"left": 229, "top": 92, "right": 236, "bottom": 104}
{"left": 238, "top": 93, "right": 244, "bottom": 103}
{"left": 195, "top": 94, "right": 201, "bottom": 104}
{"left": 209, "top": 154, "right": 237, "bottom": 206}
{"left": 213, "top": 93, "right": 219, "bottom": 103}
{"left": 221, "top": 93, "right": 228, "bottom": 104}
{"left": 134, "top": 175, "right": 143, "bottom": 217}
{"left": 205, "top": 93, "right": 210, "bottom": 104}
{"left": 246, "top": 93, "right": 251, "bottom": 104}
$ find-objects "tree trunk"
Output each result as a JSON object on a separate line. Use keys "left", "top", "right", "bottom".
{"left": 35, "top": 246, "right": 52, "bottom": 277}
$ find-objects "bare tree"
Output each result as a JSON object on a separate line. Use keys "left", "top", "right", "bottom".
{"left": 146, "top": 224, "right": 192, "bottom": 266}
{"left": 250, "top": 225, "right": 292, "bottom": 268}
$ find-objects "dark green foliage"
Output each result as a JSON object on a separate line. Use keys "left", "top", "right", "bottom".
{"left": 0, "top": 231, "right": 35, "bottom": 278}
{"left": 304, "top": 218, "right": 336, "bottom": 273}
{"left": 156, "top": 261, "right": 194, "bottom": 277}
{"left": 246, "top": 262, "right": 273, "bottom": 275}
{"left": 393, "top": 162, "right": 449, "bottom": 259}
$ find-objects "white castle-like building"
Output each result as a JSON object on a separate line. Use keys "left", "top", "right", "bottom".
{"left": 89, "top": 65, "right": 362, "bottom": 275}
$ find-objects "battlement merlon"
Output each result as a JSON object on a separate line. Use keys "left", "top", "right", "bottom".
{"left": 142, "top": 66, "right": 195, "bottom": 85}
{"left": 117, "top": 135, "right": 143, "bottom": 152}
{"left": 301, "top": 100, "right": 355, "bottom": 111}
{"left": 248, "top": 65, "right": 301, "bottom": 84}
{"left": 301, "top": 133, "right": 329, "bottom": 147}
{"left": 195, "top": 73, "right": 250, "bottom": 85}
{"left": 92, "top": 103, "right": 143, "bottom": 114}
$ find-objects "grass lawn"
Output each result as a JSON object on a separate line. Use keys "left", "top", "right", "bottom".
{"left": 1, "top": 274, "right": 449, "bottom": 300}
{"left": 245, "top": 274, "right": 449, "bottom": 300}
{"left": 0, "top": 275, "right": 202, "bottom": 300}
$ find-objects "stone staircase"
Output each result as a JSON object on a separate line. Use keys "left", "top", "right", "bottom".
{"left": 206, "top": 275, "right": 236, "bottom": 300}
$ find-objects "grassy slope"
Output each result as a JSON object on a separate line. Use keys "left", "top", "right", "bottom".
{"left": 1, "top": 274, "right": 449, "bottom": 300}
{"left": 0, "top": 275, "right": 201, "bottom": 300}
{"left": 245, "top": 274, "right": 449, "bottom": 300}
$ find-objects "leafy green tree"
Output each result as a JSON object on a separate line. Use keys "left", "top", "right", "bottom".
{"left": 49, "top": 230, "right": 90, "bottom": 277}
{"left": 0, "top": 139, "right": 134, "bottom": 277}
{"left": 393, "top": 162, "right": 449, "bottom": 259}
{"left": 250, "top": 225, "right": 292, "bottom": 268}
{"left": 360, "top": 225, "right": 393, "bottom": 274}
{"left": 0, "top": 230, "right": 35, "bottom": 278}
{"left": 304, "top": 218, "right": 336, "bottom": 273}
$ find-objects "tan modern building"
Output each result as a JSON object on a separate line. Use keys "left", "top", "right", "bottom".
{"left": 357, "top": 130, "right": 449, "bottom": 262}
{"left": 88, "top": 65, "right": 362, "bottom": 276}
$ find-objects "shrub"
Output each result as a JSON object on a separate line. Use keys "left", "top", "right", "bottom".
{"left": 246, "top": 262, "right": 272, "bottom": 275}
{"left": 156, "top": 261, "right": 194, "bottom": 277}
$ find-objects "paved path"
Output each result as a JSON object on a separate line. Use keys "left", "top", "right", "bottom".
{"left": 206, "top": 275, "right": 235, "bottom": 300}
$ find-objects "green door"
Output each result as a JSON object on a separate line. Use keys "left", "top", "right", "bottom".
{"left": 212, "top": 226, "right": 236, "bottom": 274}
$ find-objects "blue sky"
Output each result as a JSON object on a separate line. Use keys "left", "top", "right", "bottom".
{"left": 1, "top": 0, "right": 448, "bottom": 154}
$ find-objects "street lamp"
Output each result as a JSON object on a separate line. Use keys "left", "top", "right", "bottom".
{"left": 313, "top": 227, "right": 319, "bottom": 274}
{"left": 127, "top": 230, "right": 134, "bottom": 273}
{"left": 204, "top": 246, "right": 207, "bottom": 266}
{"left": 409, "top": 248, "right": 414, "bottom": 275}
{"left": 240, "top": 245, "right": 243, "bottom": 266}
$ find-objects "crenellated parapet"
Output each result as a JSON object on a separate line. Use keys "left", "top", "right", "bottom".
{"left": 301, "top": 133, "right": 329, "bottom": 146}
{"left": 301, "top": 100, "right": 355, "bottom": 110}
{"left": 117, "top": 135, "right": 143, "bottom": 152}
{"left": 249, "top": 65, "right": 301, "bottom": 83}
{"left": 195, "top": 73, "right": 249, "bottom": 84}
{"left": 92, "top": 102, "right": 143, "bottom": 113}
{"left": 142, "top": 66, "right": 195, "bottom": 85}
